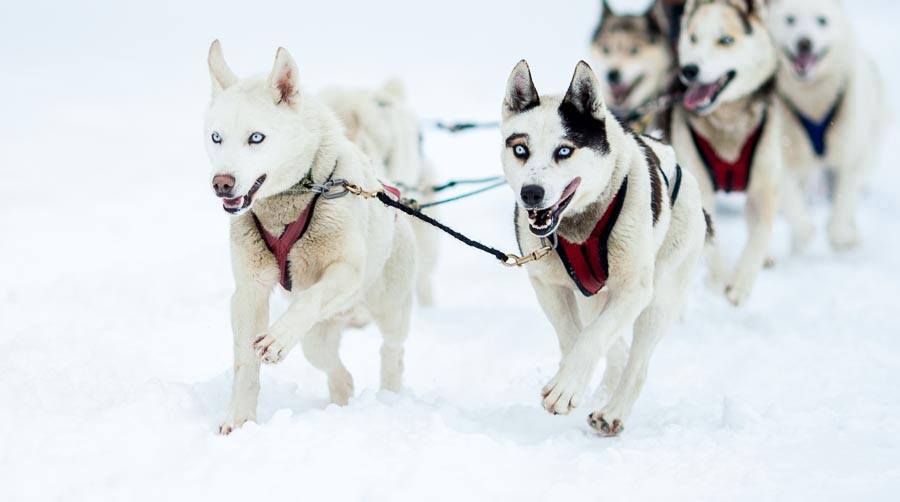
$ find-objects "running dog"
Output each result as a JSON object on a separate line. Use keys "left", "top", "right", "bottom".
{"left": 669, "top": 0, "right": 807, "bottom": 306}
{"left": 501, "top": 60, "right": 707, "bottom": 436}
{"left": 320, "top": 82, "right": 440, "bottom": 304}
{"left": 204, "top": 41, "right": 417, "bottom": 434}
{"left": 768, "top": 0, "right": 885, "bottom": 250}
{"left": 590, "top": 0, "right": 676, "bottom": 136}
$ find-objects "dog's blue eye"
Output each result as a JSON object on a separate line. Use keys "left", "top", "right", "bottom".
{"left": 211, "top": 132, "right": 222, "bottom": 144}
{"left": 817, "top": 16, "right": 828, "bottom": 27}
{"left": 555, "top": 146, "right": 573, "bottom": 160}
{"left": 248, "top": 132, "right": 266, "bottom": 145}
{"left": 513, "top": 144, "right": 529, "bottom": 159}
{"left": 786, "top": 15, "right": 796, "bottom": 26}
{"left": 719, "top": 35, "right": 735, "bottom": 47}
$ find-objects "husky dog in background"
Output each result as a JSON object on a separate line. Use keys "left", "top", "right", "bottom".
{"left": 669, "top": 0, "right": 808, "bottom": 306}
{"left": 501, "top": 60, "right": 707, "bottom": 436}
{"left": 590, "top": 0, "right": 675, "bottom": 136}
{"left": 204, "top": 41, "right": 417, "bottom": 434}
{"left": 320, "top": 82, "right": 440, "bottom": 305}
{"left": 768, "top": 0, "right": 885, "bottom": 250}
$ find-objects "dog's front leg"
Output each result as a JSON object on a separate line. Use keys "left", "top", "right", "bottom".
{"left": 541, "top": 277, "right": 652, "bottom": 416}
{"left": 253, "top": 262, "right": 361, "bottom": 364}
{"left": 726, "top": 181, "right": 777, "bottom": 306}
{"left": 528, "top": 274, "right": 582, "bottom": 356}
{"left": 828, "top": 161, "right": 865, "bottom": 251}
{"left": 221, "top": 283, "right": 270, "bottom": 435}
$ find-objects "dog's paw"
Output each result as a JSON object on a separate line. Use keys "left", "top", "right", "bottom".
{"left": 828, "top": 221, "right": 860, "bottom": 251}
{"left": 763, "top": 256, "right": 777, "bottom": 269}
{"left": 253, "top": 332, "right": 289, "bottom": 364}
{"left": 541, "top": 361, "right": 592, "bottom": 415}
{"left": 217, "top": 418, "right": 248, "bottom": 436}
{"left": 724, "top": 267, "right": 757, "bottom": 307}
{"left": 587, "top": 411, "right": 624, "bottom": 437}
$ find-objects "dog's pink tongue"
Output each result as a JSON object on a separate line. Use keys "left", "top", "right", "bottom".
{"left": 683, "top": 83, "right": 719, "bottom": 111}
{"left": 794, "top": 53, "right": 817, "bottom": 75}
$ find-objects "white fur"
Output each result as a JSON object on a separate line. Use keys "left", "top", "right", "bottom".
{"left": 204, "top": 41, "right": 416, "bottom": 434}
{"left": 319, "top": 82, "right": 440, "bottom": 305}
{"left": 768, "top": 0, "right": 886, "bottom": 250}
{"left": 501, "top": 60, "right": 707, "bottom": 435}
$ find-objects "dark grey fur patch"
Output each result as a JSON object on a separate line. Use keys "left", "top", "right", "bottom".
{"left": 687, "top": 0, "right": 753, "bottom": 35}
{"left": 633, "top": 134, "right": 663, "bottom": 225}
{"left": 558, "top": 102, "right": 610, "bottom": 154}
{"left": 703, "top": 209, "right": 715, "bottom": 243}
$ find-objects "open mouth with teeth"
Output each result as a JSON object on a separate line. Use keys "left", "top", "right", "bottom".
{"left": 526, "top": 178, "right": 581, "bottom": 237}
{"left": 785, "top": 48, "right": 828, "bottom": 79}
{"left": 683, "top": 70, "right": 736, "bottom": 113}
{"left": 221, "top": 175, "right": 267, "bottom": 214}
{"left": 610, "top": 74, "right": 645, "bottom": 106}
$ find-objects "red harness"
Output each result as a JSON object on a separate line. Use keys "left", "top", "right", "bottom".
{"left": 252, "top": 192, "right": 321, "bottom": 291}
{"left": 555, "top": 180, "right": 627, "bottom": 297}
{"left": 689, "top": 113, "right": 767, "bottom": 193}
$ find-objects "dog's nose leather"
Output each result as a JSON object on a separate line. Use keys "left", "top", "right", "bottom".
{"left": 797, "top": 38, "right": 813, "bottom": 54}
{"left": 607, "top": 69, "right": 621, "bottom": 85}
{"left": 213, "top": 174, "right": 236, "bottom": 197}
{"left": 680, "top": 64, "right": 700, "bottom": 82}
{"left": 520, "top": 185, "right": 545, "bottom": 207}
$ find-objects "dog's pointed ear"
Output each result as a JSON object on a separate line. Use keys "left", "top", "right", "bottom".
{"left": 267, "top": 47, "right": 300, "bottom": 107}
{"left": 208, "top": 40, "right": 237, "bottom": 96}
{"left": 503, "top": 60, "right": 540, "bottom": 118}
{"left": 645, "top": 7, "right": 664, "bottom": 41}
{"left": 601, "top": 0, "right": 614, "bottom": 20}
{"left": 562, "top": 61, "right": 605, "bottom": 120}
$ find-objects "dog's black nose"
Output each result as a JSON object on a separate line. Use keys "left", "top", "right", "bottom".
{"left": 607, "top": 69, "right": 622, "bottom": 85}
{"left": 520, "top": 185, "right": 545, "bottom": 207}
{"left": 212, "top": 173, "right": 236, "bottom": 197}
{"left": 680, "top": 64, "right": 700, "bottom": 83}
{"left": 797, "top": 38, "right": 813, "bottom": 54}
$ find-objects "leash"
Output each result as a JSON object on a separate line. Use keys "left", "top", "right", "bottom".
{"left": 310, "top": 179, "right": 552, "bottom": 267}
{"left": 394, "top": 175, "right": 508, "bottom": 210}
{"left": 427, "top": 120, "right": 500, "bottom": 133}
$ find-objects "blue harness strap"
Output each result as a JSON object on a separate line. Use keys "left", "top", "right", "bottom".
{"left": 785, "top": 92, "right": 844, "bottom": 157}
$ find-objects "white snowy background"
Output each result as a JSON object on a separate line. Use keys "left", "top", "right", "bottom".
{"left": 1, "top": 0, "right": 898, "bottom": 500}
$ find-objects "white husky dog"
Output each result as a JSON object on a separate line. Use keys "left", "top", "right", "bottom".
{"left": 590, "top": 0, "right": 676, "bottom": 136}
{"left": 669, "top": 0, "right": 806, "bottom": 306}
{"left": 768, "top": 0, "right": 885, "bottom": 250}
{"left": 501, "top": 60, "right": 707, "bottom": 436}
{"left": 320, "top": 82, "right": 439, "bottom": 304}
{"left": 204, "top": 41, "right": 416, "bottom": 434}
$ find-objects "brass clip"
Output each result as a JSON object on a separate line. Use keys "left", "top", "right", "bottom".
{"left": 343, "top": 183, "right": 379, "bottom": 199}
{"left": 502, "top": 245, "right": 553, "bottom": 267}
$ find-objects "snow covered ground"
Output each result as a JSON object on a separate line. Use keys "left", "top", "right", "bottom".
{"left": 1, "top": 0, "right": 898, "bottom": 500}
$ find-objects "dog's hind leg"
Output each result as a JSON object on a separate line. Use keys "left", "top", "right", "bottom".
{"left": 588, "top": 253, "right": 698, "bottom": 437}
{"left": 221, "top": 284, "right": 269, "bottom": 435}
{"left": 301, "top": 320, "right": 354, "bottom": 406}
{"left": 372, "top": 292, "right": 413, "bottom": 392}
